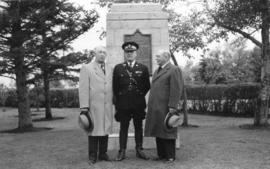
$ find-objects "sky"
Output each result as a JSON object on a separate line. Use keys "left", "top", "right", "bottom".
{"left": 68, "top": 0, "right": 107, "bottom": 50}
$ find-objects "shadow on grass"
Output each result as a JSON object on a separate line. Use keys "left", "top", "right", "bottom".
{"left": 31, "top": 109, "right": 45, "bottom": 112}
{"left": 239, "top": 123, "right": 270, "bottom": 130}
{"left": 33, "top": 116, "right": 65, "bottom": 122}
{"left": 180, "top": 124, "right": 200, "bottom": 128}
{"left": 13, "top": 113, "right": 44, "bottom": 117}
{"left": 0, "top": 127, "right": 53, "bottom": 134}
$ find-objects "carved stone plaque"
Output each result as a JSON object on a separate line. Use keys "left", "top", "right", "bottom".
{"left": 124, "top": 30, "right": 152, "bottom": 73}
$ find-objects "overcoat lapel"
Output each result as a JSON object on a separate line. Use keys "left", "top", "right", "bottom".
{"left": 152, "top": 63, "right": 171, "bottom": 82}
{"left": 93, "top": 62, "right": 105, "bottom": 79}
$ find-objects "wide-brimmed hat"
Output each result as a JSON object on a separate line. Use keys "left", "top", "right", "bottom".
{"left": 164, "top": 111, "right": 181, "bottom": 132}
{"left": 78, "top": 111, "right": 93, "bottom": 132}
{"left": 122, "top": 41, "right": 139, "bottom": 51}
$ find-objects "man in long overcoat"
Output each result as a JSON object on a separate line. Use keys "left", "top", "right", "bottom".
{"left": 113, "top": 41, "right": 150, "bottom": 161}
{"left": 79, "top": 46, "right": 114, "bottom": 164}
{"left": 144, "top": 49, "right": 184, "bottom": 163}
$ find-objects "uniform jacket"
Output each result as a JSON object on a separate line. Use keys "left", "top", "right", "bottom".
{"left": 144, "top": 63, "right": 184, "bottom": 139}
{"left": 113, "top": 61, "right": 150, "bottom": 110}
{"left": 79, "top": 61, "right": 114, "bottom": 136}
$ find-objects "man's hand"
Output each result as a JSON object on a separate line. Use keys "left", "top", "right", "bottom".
{"left": 169, "top": 108, "right": 176, "bottom": 114}
{"left": 80, "top": 108, "right": 89, "bottom": 115}
{"left": 169, "top": 108, "right": 181, "bottom": 115}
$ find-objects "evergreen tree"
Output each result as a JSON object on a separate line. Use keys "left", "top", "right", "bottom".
{"left": 0, "top": 0, "right": 98, "bottom": 129}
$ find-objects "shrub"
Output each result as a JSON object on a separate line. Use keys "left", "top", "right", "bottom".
{"left": 5, "top": 90, "right": 17, "bottom": 107}
{"left": 50, "top": 88, "right": 79, "bottom": 108}
{"left": 2, "top": 83, "right": 261, "bottom": 117}
{"left": 185, "top": 83, "right": 260, "bottom": 117}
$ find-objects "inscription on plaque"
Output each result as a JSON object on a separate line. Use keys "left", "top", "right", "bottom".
{"left": 124, "top": 30, "right": 152, "bottom": 74}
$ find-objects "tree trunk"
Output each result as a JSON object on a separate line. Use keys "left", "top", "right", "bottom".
{"left": 14, "top": 47, "right": 32, "bottom": 129}
{"left": 44, "top": 72, "right": 52, "bottom": 119}
{"left": 254, "top": 0, "right": 270, "bottom": 126}
{"left": 169, "top": 50, "right": 189, "bottom": 126}
{"left": 11, "top": 3, "right": 33, "bottom": 129}
{"left": 35, "top": 93, "right": 40, "bottom": 112}
{"left": 182, "top": 86, "right": 189, "bottom": 126}
{"left": 15, "top": 66, "right": 33, "bottom": 129}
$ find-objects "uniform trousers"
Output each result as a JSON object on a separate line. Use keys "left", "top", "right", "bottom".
{"left": 155, "top": 137, "right": 176, "bottom": 160}
{"left": 118, "top": 109, "right": 144, "bottom": 150}
{"left": 88, "top": 135, "right": 108, "bottom": 159}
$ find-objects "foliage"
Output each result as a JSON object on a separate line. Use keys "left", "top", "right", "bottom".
{"left": 204, "top": 0, "right": 264, "bottom": 47}
{"left": 185, "top": 83, "right": 260, "bottom": 117}
{"left": 0, "top": 0, "right": 98, "bottom": 80}
{"left": 198, "top": 57, "right": 226, "bottom": 84}
{"left": 3, "top": 89, "right": 17, "bottom": 107}
{"left": 29, "top": 85, "right": 44, "bottom": 109}
{"left": 50, "top": 88, "right": 79, "bottom": 108}
{"left": 168, "top": 10, "right": 207, "bottom": 55}
{"left": 195, "top": 45, "right": 262, "bottom": 84}
{"left": 182, "top": 60, "right": 196, "bottom": 82}
{"left": 0, "top": 84, "right": 9, "bottom": 107}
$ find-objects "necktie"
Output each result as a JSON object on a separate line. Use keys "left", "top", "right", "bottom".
{"left": 100, "top": 63, "right": 105, "bottom": 74}
{"left": 128, "top": 61, "right": 132, "bottom": 68}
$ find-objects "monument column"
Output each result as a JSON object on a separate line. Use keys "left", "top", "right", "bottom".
{"left": 106, "top": 1, "right": 169, "bottom": 74}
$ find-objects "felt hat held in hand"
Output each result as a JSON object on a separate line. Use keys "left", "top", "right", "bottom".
{"left": 78, "top": 111, "right": 93, "bottom": 132}
{"left": 164, "top": 110, "right": 181, "bottom": 131}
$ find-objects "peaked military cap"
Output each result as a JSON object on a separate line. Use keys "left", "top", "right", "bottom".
{"left": 122, "top": 41, "right": 139, "bottom": 51}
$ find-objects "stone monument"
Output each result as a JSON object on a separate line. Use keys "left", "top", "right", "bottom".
{"left": 106, "top": 0, "right": 169, "bottom": 74}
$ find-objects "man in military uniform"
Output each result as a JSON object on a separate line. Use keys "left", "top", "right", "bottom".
{"left": 113, "top": 41, "right": 150, "bottom": 161}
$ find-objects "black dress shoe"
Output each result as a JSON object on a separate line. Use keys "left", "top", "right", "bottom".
{"left": 115, "top": 150, "right": 126, "bottom": 161}
{"left": 152, "top": 156, "right": 166, "bottom": 161}
{"left": 99, "top": 153, "right": 111, "bottom": 161}
{"left": 165, "top": 158, "right": 175, "bottom": 163}
{"left": 88, "top": 158, "right": 97, "bottom": 165}
{"left": 136, "top": 149, "right": 149, "bottom": 160}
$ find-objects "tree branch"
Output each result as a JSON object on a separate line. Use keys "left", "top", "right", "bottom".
{"left": 214, "top": 19, "right": 262, "bottom": 48}
{"left": 204, "top": 0, "right": 262, "bottom": 48}
{"left": 0, "top": 75, "right": 15, "bottom": 80}
{"left": 0, "top": 34, "right": 9, "bottom": 40}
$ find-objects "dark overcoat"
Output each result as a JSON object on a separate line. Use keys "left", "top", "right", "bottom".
{"left": 113, "top": 61, "right": 150, "bottom": 115}
{"left": 144, "top": 63, "right": 184, "bottom": 139}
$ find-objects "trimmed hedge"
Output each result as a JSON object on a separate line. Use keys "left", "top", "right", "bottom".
{"left": 50, "top": 88, "right": 79, "bottom": 108}
{"left": 185, "top": 83, "right": 260, "bottom": 117}
{"left": 1, "top": 83, "right": 261, "bottom": 117}
{"left": 3, "top": 88, "right": 79, "bottom": 108}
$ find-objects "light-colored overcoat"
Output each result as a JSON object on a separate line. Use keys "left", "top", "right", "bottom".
{"left": 79, "top": 61, "right": 114, "bottom": 136}
{"left": 144, "top": 63, "right": 184, "bottom": 139}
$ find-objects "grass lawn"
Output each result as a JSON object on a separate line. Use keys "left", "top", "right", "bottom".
{"left": 0, "top": 107, "right": 270, "bottom": 169}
